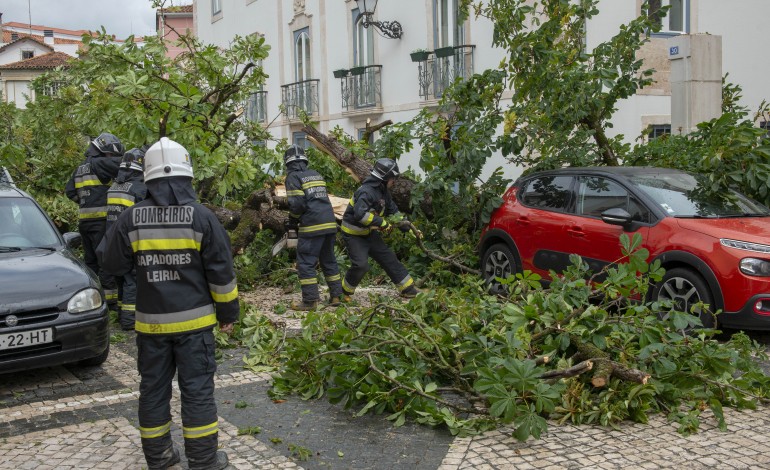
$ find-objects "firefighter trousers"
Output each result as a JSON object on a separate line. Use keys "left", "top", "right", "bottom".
{"left": 136, "top": 329, "right": 220, "bottom": 469}
{"left": 342, "top": 232, "right": 413, "bottom": 294}
{"left": 117, "top": 271, "right": 136, "bottom": 329}
{"left": 297, "top": 233, "right": 343, "bottom": 302}
{"left": 79, "top": 220, "right": 117, "bottom": 307}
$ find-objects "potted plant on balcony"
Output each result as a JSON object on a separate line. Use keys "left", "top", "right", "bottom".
{"left": 333, "top": 68, "right": 349, "bottom": 78}
{"left": 410, "top": 49, "right": 430, "bottom": 62}
{"left": 350, "top": 66, "right": 367, "bottom": 76}
{"left": 434, "top": 46, "right": 455, "bottom": 58}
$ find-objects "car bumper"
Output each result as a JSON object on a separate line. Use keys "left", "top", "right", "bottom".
{"left": 0, "top": 306, "right": 110, "bottom": 374}
{"left": 720, "top": 294, "right": 770, "bottom": 330}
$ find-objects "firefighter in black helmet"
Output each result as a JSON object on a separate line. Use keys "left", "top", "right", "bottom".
{"left": 102, "top": 137, "right": 238, "bottom": 470}
{"left": 284, "top": 144, "right": 344, "bottom": 310}
{"left": 65, "top": 132, "right": 124, "bottom": 310}
{"left": 104, "top": 146, "right": 149, "bottom": 330}
{"left": 340, "top": 158, "right": 418, "bottom": 300}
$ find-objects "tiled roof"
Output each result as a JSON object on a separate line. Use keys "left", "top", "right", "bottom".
{"left": 2, "top": 22, "right": 91, "bottom": 37}
{"left": 159, "top": 5, "right": 193, "bottom": 13}
{"left": 0, "top": 51, "right": 73, "bottom": 70}
{"left": 0, "top": 36, "right": 54, "bottom": 55}
{"left": 2, "top": 30, "right": 84, "bottom": 46}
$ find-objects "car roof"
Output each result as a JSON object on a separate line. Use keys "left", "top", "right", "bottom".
{"left": 522, "top": 166, "right": 687, "bottom": 178}
{"left": 0, "top": 183, "right": 31, "bottom": 198}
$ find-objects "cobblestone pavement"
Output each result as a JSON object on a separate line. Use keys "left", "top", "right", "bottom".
{"left": 3, "top": 324, "right": 770, "bottom": 469}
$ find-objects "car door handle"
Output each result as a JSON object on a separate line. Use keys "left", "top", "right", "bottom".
{"left": 516, "top": 217, "right": 530, "bottom": 226}
{"left": 566, "top": 227, "right": 585, "bottom": 237}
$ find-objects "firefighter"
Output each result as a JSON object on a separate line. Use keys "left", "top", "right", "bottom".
{"left": 284, "top": 145, "right": 344, "bottom": 310}
{"left": 341, "top": 158, "right": 419, "bottom": 300}
{"left": 101, "top": 137, "right": 238, "bottom": 470}
{"left": 65, "top": 132, "right": 124, "bottom": 310}
{"left": 105, "top": 146, "right": 148, "bottom": 330}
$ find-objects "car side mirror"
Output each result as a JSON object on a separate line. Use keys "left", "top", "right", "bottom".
{"left": 601, "top": 207, "right": 634, "bottom": 229}
{"left": 63, "top": 232, "right": 82, "bottom": 249}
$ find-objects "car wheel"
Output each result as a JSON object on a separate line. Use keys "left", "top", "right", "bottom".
{"left": 482, "top": 243, "right": 517, "bottom": 294}
{"left": 652, "top": 267, "right": 716, "bottom": 329}
{"left": 78, "top": 342, "right": 110, "bottom": 367}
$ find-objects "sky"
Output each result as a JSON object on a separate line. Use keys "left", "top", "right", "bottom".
{"left": 0, "top": 0, "right": 190, "bottom": 40}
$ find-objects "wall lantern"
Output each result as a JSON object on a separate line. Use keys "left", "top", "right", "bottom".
{"left": 355, "top": 0, "right": 403, "bottom": 39}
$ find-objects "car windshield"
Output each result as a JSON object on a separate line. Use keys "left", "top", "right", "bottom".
{"left": 0, "top": 197, "right": 60, "bottom": 248}
{"left": 628, "top": 172, "right": 770, "bottom": 218}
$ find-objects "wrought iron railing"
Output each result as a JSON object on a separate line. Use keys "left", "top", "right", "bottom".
{"left": 340, "top": 65, "right": 382, "bottom": 112}
{"left": 418, "top": 45, "right": 475, "bottom": 100}
{"left": 281, "top": 79, "right": 319, "bottom": 119}
{"left": 245, "top": 90, "right": 267, "bottom": 123}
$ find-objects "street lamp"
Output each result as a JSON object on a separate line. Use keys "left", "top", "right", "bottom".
{"left": 355, "top": 0, "right": 403, "bottom": 39}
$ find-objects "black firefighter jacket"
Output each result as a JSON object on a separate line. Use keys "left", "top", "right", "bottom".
{"left": 101, "top": 177, "right": 239, "bottom": 335}
{"left": 285, "top": 160, "right": 337, "bottom": 237}
{"left": 65, "top": 150, "right": 122, "bottom": 223}
{"left": 106, "top": 168, "right": 148, "bottom": 232}
{"left": 341, "top": 176, "right": 399, "bottom": 236}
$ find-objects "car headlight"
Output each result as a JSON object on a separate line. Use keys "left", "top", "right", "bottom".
{"left": 721, "top": 239, "right": 770, "bottom": 254}
{"left": 67, "top": 288, "right": 103, "bottom": 313}
{"left": 739, "top": 258, "right": 770, "bottom": 277}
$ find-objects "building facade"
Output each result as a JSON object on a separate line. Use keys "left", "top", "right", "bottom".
{"left": 193, "top": 0, "right": 770, "bottom": 180}
{"left": 156, "top": 5, "right": 195, "bottom": 59}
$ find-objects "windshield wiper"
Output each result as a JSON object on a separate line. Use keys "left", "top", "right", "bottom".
{"left": 22, "top": 246, "right": 57, "bottom": 251}
{"left": 715, "top": 213, "right": 770, "bottom": 218}
{"left": 0, "top": 246, "right": 22, "bottom": 252}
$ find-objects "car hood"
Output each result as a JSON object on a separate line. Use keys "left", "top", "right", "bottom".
{"left": 676, "top": 217, "right": 770, "bottom": 244}
{"left": 0, "top": 248, "right": 96, "bottom": 310}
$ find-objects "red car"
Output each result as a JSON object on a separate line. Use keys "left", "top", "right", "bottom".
{"left": 479, "top": 167, "right": 770, "bottom": 330}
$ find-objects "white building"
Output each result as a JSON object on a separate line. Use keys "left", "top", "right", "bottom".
{"left": 193, "top": 0, "right": 770, "bottom": 180}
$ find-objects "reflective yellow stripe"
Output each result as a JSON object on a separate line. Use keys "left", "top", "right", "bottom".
{"left": 122, "top": 304, "right": 136, "bottom": 312}
{"left": 299, "top": 222, "right": 337, "bottom": 233}
{"left": 183, "top": 421, "right": 218, "bottom": 439}
{"left": 286, "top": 190, "right": 304, "bottom": 196}
{"left": 108, "top": 196, "right": 135, "bottom": 207}
{"left": 326, "top": 274, "right": 340, "bottom": 282}
{"left": 135, "top": 313, "right": 217, "bottom": 334}
{"left": 301, "top": 181, "right": 326, "bottom": 189}
{"left": 79, "top": 212, "right": 107, "bottom": 219}
{"left": 139, "top": 421, "right": 171, "bottom": 439}
{"left": 300, "top": 278, "right": 317, "bottom": 285}
{"left": 210, "top": 286, "right": 238, "bottom": 303}
{"left": 131, "top": 238, "right": 201, "bottom": 252}
{"left": 398, "top": 276, "right": 415, "bottom": 291}
{"left": 75, "top": 180, "right": 104, "bottom": 188}
{"left": 341, "top": 222, "right": 370, "bottom": 236}
{"left": 360, "top": 212, "right": 375, "bottom": 226}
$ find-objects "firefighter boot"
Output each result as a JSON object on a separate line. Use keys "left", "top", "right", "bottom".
{"left": 327, "top": 295, "right": 347, "bottom": 306}
{"left": 290, "top": 299, "right": 318, "bottom": 311}
{"left": 189, "top": 450, "right": 229, "bottom": 470}
{"left": 401, "top": 286, "right": 420, "bottom": 299}
{"left": 148, "top": 445, "right": 180, "bottom": 470}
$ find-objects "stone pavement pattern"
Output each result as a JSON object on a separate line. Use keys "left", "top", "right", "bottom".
{"left": 2, "top": 327, "right": 770, "bottom": 469}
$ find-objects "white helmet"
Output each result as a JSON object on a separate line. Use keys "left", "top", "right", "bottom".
{"left": 144, "top": 137, "right": 194, "bottom": 182}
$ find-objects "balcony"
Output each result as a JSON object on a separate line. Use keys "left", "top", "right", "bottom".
{"left": 281, "top": 79, "right": 319, "bottom": 120}
{"left": 417, "top": 45, "right": 475, "bottom": 101}
{"left": 339, "top": 65, "right": 383, "bottom": 114}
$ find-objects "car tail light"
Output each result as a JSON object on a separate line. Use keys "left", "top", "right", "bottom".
{"left": 754, "top": 299, "right": 770, "bottom": 315}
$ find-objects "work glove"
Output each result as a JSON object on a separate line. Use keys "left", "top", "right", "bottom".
{"left": 379, "top": 219, "right": 392, "bottom": 235}
{"left": 397, "top": 220, "right": 411, "bottom": 233}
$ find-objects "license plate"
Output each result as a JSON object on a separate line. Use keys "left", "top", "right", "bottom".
{"left": 0, "top": 328, "right": 53, "bottom": 350}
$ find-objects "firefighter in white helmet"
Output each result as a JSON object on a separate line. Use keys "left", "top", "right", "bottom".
{"left": 102, "top": 137, "right": 238, "bottom": 470}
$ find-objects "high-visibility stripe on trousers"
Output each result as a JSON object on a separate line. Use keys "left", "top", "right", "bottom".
{"left": 342, "top": 231, "right": 410, "bottom": 295}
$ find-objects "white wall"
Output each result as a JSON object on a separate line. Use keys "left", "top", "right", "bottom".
{"left": 0, "top": 41, "right": 52, "bottom": 65}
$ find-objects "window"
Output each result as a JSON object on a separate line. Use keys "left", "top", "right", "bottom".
{"left": 577, "top": 176, "right": 650, "bottom": 222}
{"left": 357, "top": 128, "right": 374, "bottom": 145}
{"left": 21, "top": 50, "right": 34, "bottom": 60}
{"left": 760, "top": 121, "right": 770, "bottom": 139}
{"left": 40, "top": 81, "right": 65, "bottom": 97}
{"left": 294, "top": 28, "right": 311, "bottom": 82}
{"left": 433, "top": 0, "right": 464, "bottom": 48}
{"left": 647, "top": 0, "right": 688, "bottom": 34}
{"left": 519, "top": 176, "right": 574, "bottom": 211}
{"left": 246, "top": 86, "right": 267, "bottom": 123}
{"left": 353, "top": 9, "right": 374, "bottom": 67}
{"left": 649, "top": 124, "right": 671, "bottom": 139}
{"left": 292, "top": 131, "right": 311, "bottom": 150}
{"left": 211, "top": 0, "right": 222, "bottom": 15}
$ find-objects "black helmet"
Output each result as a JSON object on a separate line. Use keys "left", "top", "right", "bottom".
{"left": 120, "top": 147, "right": 146, "bottom": 172}
{"left": 283, "top": 144, "right": 308, "bottom": 165}
{"left": 92, "top": 132, "right": 125, "bottom": 156}
{"left": 371, "top": 158, "right": 400, "bottom": 181}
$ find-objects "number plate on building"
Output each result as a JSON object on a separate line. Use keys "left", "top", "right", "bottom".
{"left": 0, "top": 328, "right": 53, "bottom": 350}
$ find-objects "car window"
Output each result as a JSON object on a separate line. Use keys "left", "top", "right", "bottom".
{"left": 0, "top": 198, "right": 60, "bottom": 247}
{"left": 577, "top": 176, "right": 651, "bottom": 222}
{"left": 519, "top": 176, "right": 574, "bottom": 211}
